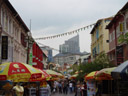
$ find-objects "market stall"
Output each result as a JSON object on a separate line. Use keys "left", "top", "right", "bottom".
{"left": 111, "top": 60, "right": 128, "bottom": 96}
{"left": 85, "top": 71, "right": 98, "bottom": 96}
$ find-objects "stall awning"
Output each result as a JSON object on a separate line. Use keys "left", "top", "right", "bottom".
{"left": 111, "top": 60, "right": 128, "bottom": 80}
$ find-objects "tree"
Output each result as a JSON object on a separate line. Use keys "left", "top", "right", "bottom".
{"left": 76, "top": 52, "right": 115, "bottom": 81}
{"left": 118, "top": 32, "right": 128, "bottom": 44}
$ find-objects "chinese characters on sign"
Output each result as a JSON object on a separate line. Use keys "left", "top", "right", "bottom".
{"left": 2, "top": 36, "right": 8, "bottom": 59}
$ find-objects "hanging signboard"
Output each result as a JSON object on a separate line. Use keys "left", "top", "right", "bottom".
{"left": 2, "top": 36, "right": 8, "bottom": 59}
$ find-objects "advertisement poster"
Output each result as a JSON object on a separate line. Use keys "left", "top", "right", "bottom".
{"left": 87, "top": 80, "right": 96, "bottom": 96}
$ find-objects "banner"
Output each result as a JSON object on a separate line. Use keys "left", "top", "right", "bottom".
{"left": 35, "top": 23, "right": 95, "bottom": 40}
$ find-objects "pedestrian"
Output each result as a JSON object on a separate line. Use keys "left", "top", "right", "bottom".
{"left": 58, "top": 81, "right": 62, "bottom": 93}
{"left": 75, "top": 83, "right": 81, "bottom": 96}
{"left": 81, "top": 82, "right": 87, "bottom": 96}
{"left": 13, "top": 82, "right": 24, "bottom": 96}
{"left": 23, "top": 83, "right": 29, "bottom": 96}
{"left": 96, "top": 82, "right": 101, "bottom": 96}
{"left": 63, "top": 81, "right": 68, "bottom": 94}
{"left": 46, "top": 83, "right": 51, "bottom": 96}
{"left": 69, "top": 81, "right": 73, "bottom": 93}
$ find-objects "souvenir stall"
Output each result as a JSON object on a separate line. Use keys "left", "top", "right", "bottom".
{"left": 85, "top": 71, "right": 98, "bottom": 96}
{"left": 0, "top": 62, "right": 43, "bottom": 96}
{"left": 85, "top": 67, "right": 116, "bottom": 96}
{"left": 95, "top": 67, "right": 116, "bottom": 96}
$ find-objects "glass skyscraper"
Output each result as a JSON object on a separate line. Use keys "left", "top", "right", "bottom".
{"left": 59, "top": 34, "right": 80, "bottom": 54}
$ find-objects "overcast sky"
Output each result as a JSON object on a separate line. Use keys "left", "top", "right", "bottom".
{"left": 9, "top": 0, "right": 128, "bottom": 55}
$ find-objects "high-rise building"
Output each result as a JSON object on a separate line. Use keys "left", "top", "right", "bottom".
{"left": 41, "top": 46, "right": 53, "bottom": 63}
{"left": 59, "top": 34, "right": 80, "bottom": 54}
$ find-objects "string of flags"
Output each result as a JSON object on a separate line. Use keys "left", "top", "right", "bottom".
{"left": 34, "top": 23, "right": 96, "bottom": 40}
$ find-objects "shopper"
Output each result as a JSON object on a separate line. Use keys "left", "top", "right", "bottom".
{"left": 13, "top": 82, "right": 24, "bottom": 96}
{"left": 69, "top": 81, "right": 73, "bottom": 93}
{"left": 75, "top": 83, "right": 81, "bottom": 96}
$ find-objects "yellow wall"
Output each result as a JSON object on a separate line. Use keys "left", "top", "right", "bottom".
{"left": 91, "top": 19, "right": 110, "bottom": 60}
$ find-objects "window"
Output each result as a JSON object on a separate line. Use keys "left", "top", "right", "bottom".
{"left": 120, "top": 22, "right": 124, "bottom": 32}
{"left": 70, "top": 57, "right": 74, "bottom": 60}
{"left": 126, "top": 18, "right": 128, "bottom": 30}
{"left": 96, "top": 29, "right": 99, "bottom": 39}
{"left": 97, "top": 44, "right": 100, "bottom": 54}
{"left": 113, "top": 31, "right": 115, "bottom": 40}
{"left": 93, "top": 47, "right": 97, "bottom": 57}
{"left": 116, "top": 26, "right": 120, "bottom": 37}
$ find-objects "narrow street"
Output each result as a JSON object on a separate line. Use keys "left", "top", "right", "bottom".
{"left": 51, "top": 92, "right": 75, "bottom": 96}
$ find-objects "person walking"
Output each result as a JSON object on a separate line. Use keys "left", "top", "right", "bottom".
{"left": 69, "top": 81, "right": 73, "bottom": 93}
{"left": 13, "top": 82, "right": 24, "bottom": 96}
{"left": 81, "top": 82, "right": 87, "bottom": 96}
{"left": 63, "top": 81, "right": 68, "bottom": 94}
{"left": 58, "top": 82, "right": 62, "bottom": 93}
{"left": 75, "top": 83, "right": 81, "bottom": 96}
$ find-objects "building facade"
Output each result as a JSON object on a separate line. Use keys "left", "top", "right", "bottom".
{"left": 90, "top": 17, "right": 113, "bottom": 60}
{"left": 54, "top": 52, "right": 84, "bottom": 71}
{"left": 0, "top": 0, "right": 29, "bottom": 64}
{"left": 107, "top": 2, "right": 128, "bottom": 65}
{"left": 41, "top": 46, "right": 53, "bottom": 69}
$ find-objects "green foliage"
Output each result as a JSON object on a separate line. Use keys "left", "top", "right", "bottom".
{"left": 118, "top": 33, "right": 128, "bottom": 44}
{"left": 76, "top": 52, "right": 115, "bottom": 81}
{"left": 70, "top": 64, "right": 79, "bottom": 75}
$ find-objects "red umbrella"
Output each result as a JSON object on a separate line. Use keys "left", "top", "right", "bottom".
{"left": 0, "top": 62, "right": 43, "bottom": 82}
{"left": 37, "top": 69, "right": 51, "bottom": 80}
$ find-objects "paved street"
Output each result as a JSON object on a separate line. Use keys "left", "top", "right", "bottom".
{"left": 51, "top": 92, "right": 75, "bottom": 96}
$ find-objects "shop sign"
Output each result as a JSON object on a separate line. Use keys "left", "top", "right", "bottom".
{"left": 2, "top": 36, "right": 8, "bottom": 59}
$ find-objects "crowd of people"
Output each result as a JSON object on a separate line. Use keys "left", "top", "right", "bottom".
{"left": 48, "top": 79, "right": 87, "bottom": 96}
{"left": 0, "top": 79, "right": 87, "bottom": 96}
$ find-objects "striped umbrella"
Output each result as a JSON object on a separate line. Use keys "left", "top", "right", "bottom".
{"left": 85, "top": 71, "right": 98, "bottom": 81}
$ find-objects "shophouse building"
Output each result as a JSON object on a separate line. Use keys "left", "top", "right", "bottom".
{"left": 90, "top": 17, "right": 113, "bottom": 61}
{"left": 0, "top": 0, "right": 29, "bottom": 64}
{"left": 106, "top": 2, "right": 128, "bottom": 65}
